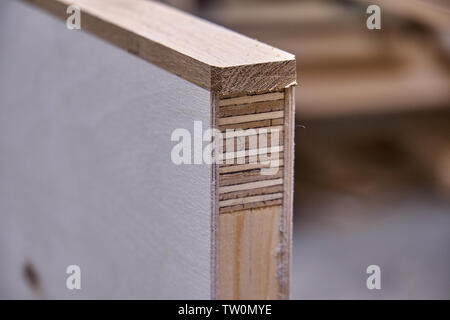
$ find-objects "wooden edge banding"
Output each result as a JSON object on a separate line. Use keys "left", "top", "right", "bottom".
{"left": 218, "top": 111, "right": 284, "bottom": 126}
{"left": 219, "top": 200, "right": 284, "bottom": 214}
{"left": 219, "top": 193, "right": 283, "bottom": 208}
{"left": 218, "top": 92, "right": 284, "bottom": 107}
{"left": 26, "top": 0, "right": 295, "bottom": 95}
{"left": 280, "top": 86, "right": 295, "bottom": 299}
{"left": 219, "top": 178, "right": 283, "bottom": 194}
{"left": 219, "top": 160, "right": 284, "bottom": 174}
{"left": 219, "top": 185, "right": 284, "bottom": 202}
{"left": 221, "top": 126, "right": 283, "bottom": 138}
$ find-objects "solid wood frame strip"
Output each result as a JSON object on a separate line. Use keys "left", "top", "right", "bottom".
{"left": 219, "top": 178, "right": 283, "bottom": 194}
{"left": 219, "top": 92, "right": 285, "bottom": 107}
{"left": 218, "top": 111, "right": 284, "bottom": 126}
{"left": 27, "top": 0, "right": 295, "bottom": 96}
{"left": 219, "top": 170, "right": 283, "bottom": 188}
{"left": 222, "top": 126, "right": 283, "bottom": 138}
{"left": 217, "top": 206, "right": 282, "bottom": 297}
{"left": 219, "top": 185, "right": 284, "bottom": 201}
{"left": 219, "top": 200, "right": 284, "bottom": 215}
{"left": 219, "top": 99, "right": 285, "bottom": 118}
{"left": 219, "top": 160, "right": 284, "bottom": 174}
{"left": 279, "top": 86, "right": 295, "bottom": 299}
{"left": 220, "top": 146, "right": 284, "bottom": 161}
{"left": 218, "top": 152, "right": 285, "bottom": 167}
{"left": 218, "top": 193, "right": 283, "bottom": 208}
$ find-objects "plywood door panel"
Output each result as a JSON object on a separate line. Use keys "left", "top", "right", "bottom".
{"left": 0, "top": 0, "right": 211, "bottom": 299}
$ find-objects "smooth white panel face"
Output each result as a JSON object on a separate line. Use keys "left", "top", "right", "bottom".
{"left": 0, "top": 0, "right": 211, "bottom": 299}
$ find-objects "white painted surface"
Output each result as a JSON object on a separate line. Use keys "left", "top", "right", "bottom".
{"left": 0, "top": 0, "right": 212, "bottom": 299}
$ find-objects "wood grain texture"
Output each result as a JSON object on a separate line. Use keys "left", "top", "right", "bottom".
{"left": 217, "top": 92, "right": 286, "bottom": 214}
{"left": 210, "top": 93, "right": 220, "bottom": 300}
{"left": 218, "top": 111, "right": 284, "bottom": 126}
{"left": 26, "top": 0, "right": 296, "bottom": 95}
{"left": 218, "top": 92, "right": 285, "bottom": 107}
{"left": 219, "top": 160, "right": 284, "bottom": 174}
{"left": 219, "top": 99, "right": 285, "bottom": 118}
{"left": 219, "top": 185, "right": 284, "bottom": 202}
{"left": 217, "top": 206, "right": 281, "bottom": 299}
{"left": 219, "top": 193, "right": 283, "bottom": 208}
{"left": 219, "top": 179, "right": 283, "bottom": 194}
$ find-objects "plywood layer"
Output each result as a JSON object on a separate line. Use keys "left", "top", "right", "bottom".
{"left": 216, "top": 88, "right": 294, "bottom": 299}
{"left": 217, "top": 91, "right": 286, "bottom": 213}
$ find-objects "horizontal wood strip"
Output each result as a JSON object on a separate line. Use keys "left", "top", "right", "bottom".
{"left": 219, "top": 178, "right": 283, "bottom": 194}
{"left": 219, "top": 100, "right": 284, "bottom": 118}
{"left": 271, "top": 118, "right": 284, "bottom": 126}
{"left": 219, "top": 185, "right": 284, "bottom": 201}
{"left": 219, "top": 193, "right": 283, "bottom": 208}
{"left": 218, "top": 111, "right": 284, "bottom": 126}
{"left": 219, "top": 92, "right": 284, "bottom": 107}
{"left": 219, "top": 200, "right": 283, "bottom": 214}
{"left": 219, "top": 152, "right": 284, "bottom": 166}
{"left": 219, "top": 160, "right": 284, "bottom": 174}
{"left": 219, "top": 120, "right": 272, "bottom": 131}
{"left": 220, "top": 169, "right": 283, "bottom": 187}
{"left": 221, "top": 126, "right": 283, "bottom": 138}
{"left": 222, "top": 132, "right": 284, "bottom": 150}
{"left": 220, "top": 146, "right": 284, "bottom": 161}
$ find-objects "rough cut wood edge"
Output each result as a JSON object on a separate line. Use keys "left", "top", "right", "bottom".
{"left": 26, "top": 0, "right": 296, "bottom": 96}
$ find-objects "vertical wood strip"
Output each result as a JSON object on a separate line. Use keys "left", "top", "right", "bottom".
{"left": 218, "top": 206, "right": 281, "bottom": 299}
{"left": 280, "top": 86, "right": 295, "bottom": 299}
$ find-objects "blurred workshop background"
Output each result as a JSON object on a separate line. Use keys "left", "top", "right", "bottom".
{"left": 162, "top": 0, "right": 450, "bottom": 299}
